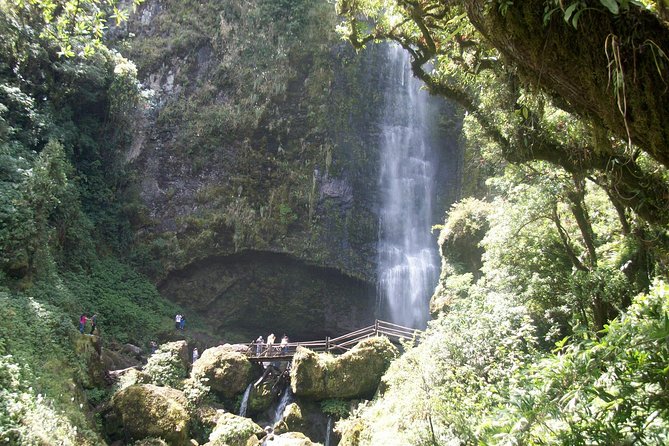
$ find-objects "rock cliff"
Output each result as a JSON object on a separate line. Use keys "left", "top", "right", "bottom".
{"left": 115, "top": 0, "right": 461, "bottom": 338}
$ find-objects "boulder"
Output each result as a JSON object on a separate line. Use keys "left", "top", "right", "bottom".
{"left": 265, "top": 432, "right": 321, "bottom": 445}
{"left": 131, "top": 439, "right": 168, "bottom": 446}
{"left": 291, "top": 337, "right": 398, "bottom": 400}
{"left": 289, "top": 349, "right": 327, "bottom": 399}
{"left": 74, "top": 334, "right": 105, "bottom": 387}
{"left": 122, "top": 343, "right": 144, "bottom": 358}
{"left": 205, "top": 412, "right": 264, "bottom": 446}
{"left": 144, "top": 340, "right": 190, "bottom": 387}
{"left": 191, "top": 345, "right": 253, "bottom": 398}
{"left": 109, "top": 384, "right": 190, "bottom": 445}
{"left": 248, "top": 381, "right": 275, "bottom": 415}
{"left": 191, "top": 405, "right": 226, "bottom": 445}
{"left": 101, "top": 347, "right": 142, "bottom": 371}
{"left": 282, "top": 403, "right": 306, "bottom": 433}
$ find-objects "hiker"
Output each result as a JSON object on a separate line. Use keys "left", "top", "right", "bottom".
{"left": 149, "top": 341, "right": 158, "bottom": 354}
{"left": 192, "top": 347, "right": 199, "bottom": 363}
{"left": 280, "top": 334, "right": 289, "bottom": 354}
{"left": 78, "top": 314, "right": 88, "bottom": 334}
{"left": 175, "top": 314, "right": 181, "bottom": 329}
{"left": 255, "top": 336, "right": 264, "bottom": 355}
{"left": 89, "top": 314, "right": 97, "bottom": 335}
{"left": 266, "top": 333, "right": 275, "bottom": 356}
{"left": 180, "top": 315, "right": 186, "bottom": 330}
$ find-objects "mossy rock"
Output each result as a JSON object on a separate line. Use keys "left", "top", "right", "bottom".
{"left": 101, "top": 347, "right": 142, "bottom": 371}
{"left": 191, "top": 345, "right": 253, "bottom": 398}
{"left": 144, "top": 340, "right": 190, "bottom": 388}
{"left": 290, "top": 348, "right": 328, "bottom": 399}
{"left": 337, "top": 418, "right": 366, "bottom": 446}
{"left": 191, "top": 405, "right": 226, "bottom": 444}
{"left": 291, "top": 337, "right": 398, "bottom": 400}
{"left": 248, "top": 381, "right": 275, "bottom": 415}
{"left": 110, "top": 384, "right": 190, "bottom": 445}
{"left": 74, "top": 334, "right": 106, "bottom": 387}
{"left": 269, "top": 432, "right": 321, "bottom": 445}
{"left": 282, "top": 403, "right": 305, "bottom": 432}
{"left": 204, "top": 412, "right": 264, "bottom": 446}
{"left": 131, "top": 439, "right": 169, "bottom": 446}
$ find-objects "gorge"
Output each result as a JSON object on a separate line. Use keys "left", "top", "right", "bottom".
{"left": 1, "top": 0, "right": 668, "bottom": 445}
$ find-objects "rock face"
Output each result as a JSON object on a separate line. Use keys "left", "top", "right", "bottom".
{"left": 159, "top": 252, "right": 376, "bottom": 341}
{"left": 205, "top": 413, "right": 264, "bottom": 446}
{"left": 291, "top": 337, "right": 398, "bottom": 400}
{"left": 108, "top": 384, "right": 190, "bottom": 445}
{"left": 114, "top": 0, "right": 461, "bottom": 340}
{"left": 191, "top": 346, "right": 253, "bottom": 398}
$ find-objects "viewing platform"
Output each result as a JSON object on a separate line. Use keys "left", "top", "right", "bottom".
{"left": 244, "top": 319, "right": 421, "bottom": 362}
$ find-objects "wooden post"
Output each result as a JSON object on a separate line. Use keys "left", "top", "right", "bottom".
{"left": 374, "top": 320, "right": 379, "bottom": 337}
{"left": 326, "top": 336, "right": 330, "bottom": 352}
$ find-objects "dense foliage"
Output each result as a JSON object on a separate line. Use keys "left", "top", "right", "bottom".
{"left": 0, "top": 1, "right": 183, "bottom": 443}
{"left": 333, "top": 0, "right": 669, "bottom": 444}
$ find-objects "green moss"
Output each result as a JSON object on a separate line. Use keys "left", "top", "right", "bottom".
{"left": 207, "top": 412, "right": 264, "bottom": 446}
{"left": 191, "top": 346, "right": 253, "bottom": 399}
{"left": 291, "top": 338, "right": 398, "bottom": 400}
{"left": 111, "top": 384, "right": 190, "bottom": 446}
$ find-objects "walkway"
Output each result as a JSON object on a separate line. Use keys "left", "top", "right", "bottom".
{"left": 244, "top": 319, "right": 421, "bottom": 362}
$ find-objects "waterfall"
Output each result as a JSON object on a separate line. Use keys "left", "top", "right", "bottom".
{"left": 239, "top": 383, "right": 253, "bottom": 417}
{"left": 324, "top": 416, "right": 333, "bottom": 446}
{"left": 377, "top": 44, "right": 441, "bottom": 329}
{"left": 271, "top": 387, "right": 293, "bottom": 425}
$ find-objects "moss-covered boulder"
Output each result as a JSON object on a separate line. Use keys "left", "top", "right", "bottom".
{"left": 248, "top": 381, "right": 275, "bottom": 415}
{"left": 191, "top": 405, "right": 226, "bottom": 445}
{"left": 290, "top": 348, "right": 327, "bottom": 399}
{"left": 109, "top": 384, "right": 190, "bottom": 445}
{"left": 204, "top": 412, "right": 264, "bottom": 446}
{"left": 270, "top": 432, "right": 321, "bottom": 445}
{"left": 144, "top": 340, "right": 190, "bottom": 387}
{"left": 291, "top": 337, "right": 398, "bottom": 400}
{"left": 74, "top": 334, "right": 105, "bottom": 387}
{"left": 191, "top": 345, "right": 253, "bottom": 398}
{"left": 282, "top": 403, "right": 305, "bottom": 433}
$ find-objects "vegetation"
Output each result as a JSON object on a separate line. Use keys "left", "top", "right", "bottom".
{"left": 1, "top": 0, "right": 668, "bottom": 444}
{"left": 333, "top": 0, "right": 669, "bottom": 444}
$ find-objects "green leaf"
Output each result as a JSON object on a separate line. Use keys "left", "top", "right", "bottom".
{"left": 599, "top": 0, "right": 620, "bottom": 14}
{"left": 563, "top": 3, "right": 578, "bottom": 22}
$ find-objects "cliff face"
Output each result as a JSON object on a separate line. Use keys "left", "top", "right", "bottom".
{"left": 116, "top": 0, "right": 461, "bottom": 338}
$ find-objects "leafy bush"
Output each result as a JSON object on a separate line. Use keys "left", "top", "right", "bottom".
{"left": 338, "top": 282, "right": 669, "bottom": 445}
{"left": 144, "top": 341, "right": 188, "bottom": 389}
{"left": 321, "top": 399, "right": 350, "bottom": 419}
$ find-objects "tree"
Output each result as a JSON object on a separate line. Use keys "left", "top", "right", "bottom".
{"left": 335, "top": 0, "right": 669, "bottom": 228}
{"left": 5, "top": 0, "right": 143, "bottom": 57}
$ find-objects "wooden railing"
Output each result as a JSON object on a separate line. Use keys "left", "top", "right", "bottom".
{"left": 244, "top": 319, "right": 421, "bottom": 360}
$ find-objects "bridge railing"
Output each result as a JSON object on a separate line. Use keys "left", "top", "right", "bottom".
{"left": 244, "top": 319, "right": 422, "bottom": 359}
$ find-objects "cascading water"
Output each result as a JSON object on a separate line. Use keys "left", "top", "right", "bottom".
{"left": 324, "top": 416, "right": 333, "bottom": 446}
{"left": 238, "top": 383, "right": 253, "bottom": 417}
{"left": 377, "top": 44, "right": 441, "bottom": 329}
{"left": 271, "top": 386, "right": 294, "bottom": 425}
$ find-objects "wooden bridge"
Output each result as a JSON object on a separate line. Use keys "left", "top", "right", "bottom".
{"left": 244, "top": 319, "right": 421, "bottom": 362}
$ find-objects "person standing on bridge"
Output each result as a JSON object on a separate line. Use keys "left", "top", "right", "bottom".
{"left": 280, "top": 334, "right": 289, "bottom": 354}
{"left": 255, "top": 336, "right": 264, "bottom": 355}
{"left": 266, "top": 333, "right": 275, "bottom": 356}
